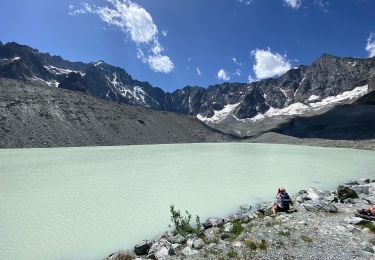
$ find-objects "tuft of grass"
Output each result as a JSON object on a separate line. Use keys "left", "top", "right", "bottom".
{"left": 258, "top": 239, "right": 267, "bottom": 251}
{"left": 227, "top": 249, "right": 238, "bottom": 258}
{"left": 275, "top": 240, "right": 284, "bottom": 249}
{"left": 301, "top": 235, "right": 313, "bottom": 243}
{"left": 357, "top": 221, "right": 375, "bottom": 234}
{"left": 278, "top": 230, "right": 291, "bottom": 237}
{"left": 231, "top": 220, "right": 244, "bottom": 237}
{"left": 244, "top": 239, "right": 257, "bottom": 250}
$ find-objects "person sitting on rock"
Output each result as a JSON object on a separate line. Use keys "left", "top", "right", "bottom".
{"left": 272, "top": 187, "right": 293, "bottom": 215}
{"left": 357, "top": 204, "right": 375, "bottom": 217}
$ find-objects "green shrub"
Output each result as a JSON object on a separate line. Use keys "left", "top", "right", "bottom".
{"left": 231, "top": 221, "right": 244, "bottom": 236}
{"left": 170, "top": 205, "right": 201, "bottom": 236}
{"left": 227, "top": 249, "right": 237, "bottom": 258}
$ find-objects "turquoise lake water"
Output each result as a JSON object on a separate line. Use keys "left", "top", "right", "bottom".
{"left": 1, "top": 143, "right": 374, "bottom": 259}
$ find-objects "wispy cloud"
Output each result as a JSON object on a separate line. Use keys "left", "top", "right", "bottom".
{"left": 197, "top": 67, "right": 202, "bottom": 76}
{"left": 69, "top": 0, "right": 174, "bottom": 73}
{"left": 282, "top": 0, "right": 301, "bottom": 9}
{"left": 251, "top": 48, "right": 291, "bottom": 80}
{"left": 217, "top": 69, "right": 230, "bottom": 81}
{"left": 366, "top": 32, "right": 375, "bottom": 58}
{"left": 232, "top": 57, "right": 242, "bottom": 66}
{"left": 236, "top": 0, "right": 253, "bottom": 5}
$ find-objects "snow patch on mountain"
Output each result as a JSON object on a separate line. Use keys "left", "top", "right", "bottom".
{"left": 197, "top": 103, "right": 241, "bottom": 123}
{"left": 44, "top": 65, "right": 85, "bottom": 76}
{"left": 31, "top": 76, "right": 59, "bottom": 88}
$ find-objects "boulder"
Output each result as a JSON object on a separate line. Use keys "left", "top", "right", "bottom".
{"left": 170, "top": 234, "right": 186, "bottom": 244}
{"left": 147, "top": 238, "right": 175, "bottom": 260}
{"left": 240, "top": 204, "right": 251, "bottom": 211}
{"left": 181, "top": 246, "right": 199, "bottom": 257}
{"left": 303, "top": 201, "right": 338, "bottom": 213}
{"left": 220, "top": 232, "right": 230, "bottom": 240}
{"left": 351, "top": 185, "right": 370, "bottom": 195}
{"left": 345, "top": 217, "right": 364, "bottom": 225}
{"left": 134, "top": 241, "right": 151, "bottom": 255}
{"left": 223, "top": 222, "right": 233, "bottom": 233}
{"left": 337, "top": 185, "right": 359, "bottom": 199}
{"left": 203, "top": 218, "right": 222, "bottom": 229}
{"left": 192, "top": 238, "right": 205, "bottom": 249}
{"left": 359, "top": 178, "right": 371, "bottom": 184}
{"left": 307, "top": 188, "right": 329, "bottom": 201}
{"left": 296, "top": 193, "right": 309, "bottom": 203}
{"left": 360, "top": 241, "right": 374, "bottom": 253}
{"left": 203, "top": 227, "right": 220, "bottom": 242}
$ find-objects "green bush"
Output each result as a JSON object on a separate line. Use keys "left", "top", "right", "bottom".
{"left": 170, "top": 205, "right": 201, "bottom": 236}
{"left": 231, "top": 220, "right": 244, "bottom": 236}
{"left": 357, "top": 221, "right": 375, "bottom": 234}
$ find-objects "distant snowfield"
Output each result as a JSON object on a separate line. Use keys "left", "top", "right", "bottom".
{"left": 198, "top": 85, "right": 368, "bottom": 124}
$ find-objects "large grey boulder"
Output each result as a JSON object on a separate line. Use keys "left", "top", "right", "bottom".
{"left": 170, "top": 234, "right": 186, "bottom": 244}
{"left": 147, "top": 238, "right": 175, "bottom": 260}
{"left": 203, "top": 217, "right": 223, "bottom": 229}
{"left": 303, "top": 201, "right": 338, "bottom": 213}
{"left": 337, "top": 185, "right": 359, "bottom": 199}
{"left": 134, "top": 240, "right": 151, "bottom": 255}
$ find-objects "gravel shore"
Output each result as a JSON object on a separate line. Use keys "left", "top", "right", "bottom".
{"left": 107, "top": 179, "right": 375, "bottom": 260}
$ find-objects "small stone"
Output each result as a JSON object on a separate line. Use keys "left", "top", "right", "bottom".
{"left": 181, "top": 246, "right": 199, "bottom": 257}
{"left": 233, "top": 241, "right": 242, "bottom": 247}
{"left": 240, "top": 204, "right": 251, "bottom": 211}
{"left": 192, "top": 238, "right": 205, "bottom": 249}
{"left": 220, "top": 232, "right": 230, "bottom": 240}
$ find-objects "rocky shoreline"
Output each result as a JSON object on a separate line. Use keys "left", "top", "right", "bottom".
{"left": 106, "top": 179, "right": 375, "bottom": 260}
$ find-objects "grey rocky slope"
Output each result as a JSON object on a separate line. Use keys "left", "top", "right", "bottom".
{"left": 0, "top": 78, "right": 231, "bottom": 148}
{"left": 1, "top": 42, "right": 374, "bottom": 136}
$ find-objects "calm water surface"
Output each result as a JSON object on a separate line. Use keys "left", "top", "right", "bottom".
{"left": 1, "top": 143, "right": 375, "bottom": 260}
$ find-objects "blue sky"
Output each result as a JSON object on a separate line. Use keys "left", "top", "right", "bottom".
{"left": 0, "top": 0, "right": 374, "bottom": 92}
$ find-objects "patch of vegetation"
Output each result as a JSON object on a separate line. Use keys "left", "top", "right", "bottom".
{"left": 245, "top": 223, "right": 253, "bottom": 232}
{"left": 301, "top": 235, "right": 313, "bottom": 243}
{"left": 231, "top": 220, "right": 244, "bottom": 237}
{"left": 357, "top": 221, "right": 375, "bottom": 234}
{"left": 244, "top": 239, "right": 257, "bottom": 250}
{"left": 170, "top": 205, "right": 201, "bottom": 236}
{"left": 278, "top": 230, "right": 291, "bottom": 237}
{"left": 258, "top": 239, "right": 267, "bottom": 251}
{"left": 275, "top": 240, "right": 284, "bottom": 249}
{"left": 227, "top": 249, "right": 238, "bottom": 258}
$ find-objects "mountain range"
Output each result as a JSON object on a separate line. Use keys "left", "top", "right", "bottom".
{"left": 0, "top": 41, "right": 374, "bottom": 148}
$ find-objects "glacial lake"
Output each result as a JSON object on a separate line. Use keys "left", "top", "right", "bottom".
{"left": 1, "top": 143, "right": 375, "bottom": 260}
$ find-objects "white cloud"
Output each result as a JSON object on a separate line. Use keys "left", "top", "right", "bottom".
{"left": 197, "top": 67, "right": 202, "bottom": 76}
{"left": 162, "top": 30, "right": 168, "bottom": 37}
{"left": 366, "top": 32, "right": 375, "bottom": 58}
{"left": 247, "top": 74, "right": 255, "bottom": 83}
{"left": 69, "top": 0, "right": 174, "bottom": 73}
{"left": 283, "top": 0, "right": 302, "bottom": 9}
{"left": 232, "top": 57, "right": 242, "bottom": 66}
{"left": 217, "top": 69, "right": 230, "bottom": 81}
{"left": 233, "top": 69, "right": 241, "bottom": 76}
{"left": 251, "top": 48, "right": 291, "bottom": 80}
{"left": 237, "top": 0, "right": 253, "bottom": 5}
